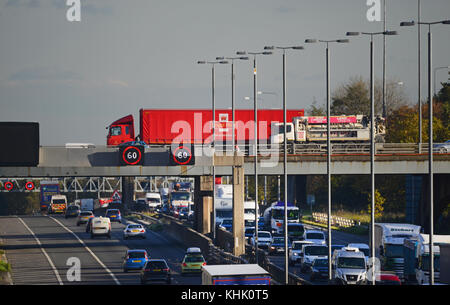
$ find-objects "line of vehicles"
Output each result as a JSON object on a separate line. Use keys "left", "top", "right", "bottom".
{"left": 106, "top": 109, "right": 386, "bottom": 147}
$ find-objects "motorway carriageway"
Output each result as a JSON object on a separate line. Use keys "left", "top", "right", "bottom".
{"left": 0, "top": 214, "right": 201, "bottom": 285}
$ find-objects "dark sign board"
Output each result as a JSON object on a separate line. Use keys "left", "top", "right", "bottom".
{"left": 0, "top": 122, "right": 39, "bottom": 166}
{"left": 169, "top": 145, "right": 195, "bottom": 166}
{"left": 119, "top": 145, "right": 145, "bottom": 166}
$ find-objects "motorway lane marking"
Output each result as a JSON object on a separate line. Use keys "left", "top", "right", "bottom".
{"left": 17, "top": 217, "right": 64, "bottom": 285}
{"left": 49, "top": 216, "right": 121, "bottom": 285}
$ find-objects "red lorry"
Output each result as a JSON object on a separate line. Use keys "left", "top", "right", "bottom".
{"left": 106, "top": 109, "right": 304, "bottom": 146}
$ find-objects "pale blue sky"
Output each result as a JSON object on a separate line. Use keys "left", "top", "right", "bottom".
{"left": 0, "top": 0, "right": 449, "bottom": 145}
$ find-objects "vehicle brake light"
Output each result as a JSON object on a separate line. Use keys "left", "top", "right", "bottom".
{"left": 163, "top": 268, "right": 170, "bottom": 272}
{"left": 183, "top": 263, "right": 187, "bottom": 267}
{"left": 202, "top": 262, "right": 206, "bottom": 266}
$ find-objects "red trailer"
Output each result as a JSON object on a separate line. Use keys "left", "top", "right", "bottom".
{"left": 106, "top": 109, "right": 304, "bottom": 146}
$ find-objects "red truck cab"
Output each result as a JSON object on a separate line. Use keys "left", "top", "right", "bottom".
{"left": 107, "top": 114, "right": 135, "bottom": 146}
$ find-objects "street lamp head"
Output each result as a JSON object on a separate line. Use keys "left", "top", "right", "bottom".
{"left": 219, "top": 60, "right": 229, "bottom": 64}
{"left": 400, "top": 21, "right": 415, "bottom": 27}
{"left": 346, "top": 32, "right": 360, "bottom": 36}
{"left": 305, "top": 39, "right": 317, "bottom": 43}
{"left": 292, "top": 46, "right": 304, "bottom": 50}
{"left": 337, "top": 39, "right": 350, "bottom": 43}
{"left": 442, "top": 20, "right": 450, "bottom": 25}
{"left": 197, "top": 61, "right": 206, "bottom": 64}
{"left": 262, "top": 51, "right": 273, "bottom": 55}
{"left": 216, "top": 56, "right": 224, "bottom": 60}
{"left": 239, "top": 56, "right": 249, "bottom": 60}
{"left": 236, "top": 51, "right": 247, "bottom": 55}
{"left": 384, "top": 30, "right": 398, "bottom": 36}
{"left": 264, "top": 46, "right": 274, "bottom": 50}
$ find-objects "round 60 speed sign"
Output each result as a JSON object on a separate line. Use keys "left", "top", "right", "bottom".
{"left": 25, "top": 181, "right": 35, "bottom": 191}
{"left": 4, "top": 182, "right": 13, "bottom": 191}
{"left": 121, "top": 146, "right": 143, "bottom": 165}
{"left": 172, "top": 146, "right": 193, "bottom": 165}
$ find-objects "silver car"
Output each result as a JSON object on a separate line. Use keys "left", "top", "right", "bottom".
{"left": 434, "top": 140, "right": 450, "bottom": 153}
{"left": 123, "top": 224, "right": 146, "bottom": 240}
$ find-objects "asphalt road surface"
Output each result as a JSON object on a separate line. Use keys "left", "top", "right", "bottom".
{"left": 0, "top": 214, "right": 201, "bottom": 285}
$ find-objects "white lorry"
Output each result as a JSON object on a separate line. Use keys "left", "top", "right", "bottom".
{"left": 375, "top": 223, "right": 421, "bottom": 281}
{"left": 270, "top": 114, "right": 386, "bottom": 145}
{"left": 214, "top": 184, "right": 233, "bottom": 224}
{"left": 145, "top": 192, "right": 162, "bottom": 210}
{"left": 202, "top": 264, "right": 271, "bottom": 285}
{"left": 80, "top": 198, "right": 94, "bottom": 212}
{"left": 263, "top": 201, "right": 300, "bottom": 235}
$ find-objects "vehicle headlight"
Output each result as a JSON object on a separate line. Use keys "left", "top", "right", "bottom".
{"left": 293, "top": 253, "right": 298, "bottom": 256}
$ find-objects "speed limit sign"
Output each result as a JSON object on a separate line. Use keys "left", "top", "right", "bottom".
{"left": 170, "top": 146, "right": 195, "bottom": 165}
{"left": 119, "top": 145, "right": 144, "bottom": 166}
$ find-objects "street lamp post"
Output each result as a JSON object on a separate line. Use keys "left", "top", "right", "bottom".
{"left": 346, "top": 30, "right": 398, "bottom": 285}
{"left": 244, "top": 50, "right": 272, "bottom": 264}
{"left": 264, "top": 45, "right": 304, "bottom": 285}
{"left": 198, "top": 59, "right": 229, "bottom": 241}
{"left": 400, "top": 19, "right": 450, "bottom": 285}
{"left": 304, "top": 38, "right": 348, "bottom": 282}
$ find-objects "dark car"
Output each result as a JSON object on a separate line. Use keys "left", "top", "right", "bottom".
{"left": 269, "top": 236, "right": 292, "bottom": 255}
{"left": 140, "top": 259, "right": 171, "bottom": 284}
{"left": 245, "top": 227, "right": 255, "bottom": 241}
{"left": 310, "top": 258, "right": 329, "bottom": 281}
{"left": 220, "top": 218, "right": 233, "bottom": 232}
{"left": 65, "top": 205, "right": 80, "bottom": 219}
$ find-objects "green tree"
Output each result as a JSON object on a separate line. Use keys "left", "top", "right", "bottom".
{"left": 367, "top": 189, "right": 385, "bottom": 219}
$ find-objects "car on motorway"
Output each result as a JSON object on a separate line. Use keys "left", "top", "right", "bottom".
{"left": 331, "top": 244, "right": 346, "bottom": 256}
{"left": 140, "top": 259, "right": 171, "bottom": 285}
{"left": 220, "top": 218, "right": 233, "bottom": 232}
{"left": 178, "top": 207, "right": 193, "bottom": 220}
{"left": 122, "top": 249, "right": 149, "bottom": 272}
{"left": 123, "top": 224, "right": 146, "bottom": 240}
{"left": 65, "top": 204, "right": 80, "bottom": 219}
{"left": 250, "top": 231, "right": 273, "bottom": 249}
{"left": 303, "top": 230, "right": 326, "bottom": 245}
{"left": 433, "top": 140, "right": 450, "bottom": 153}
{"left": 287, "top": 223, "right": 305, "bottom": 240}
{"left": 373, "top": 273, "right": 402, "bottom": 285}
{"left": 77, "top": 210, "right": 94, "bottom": 226}
{"left": 105, "top": 209, "right": 122, "bottom": 223}
{"left": 181, "top": 250, "right": 206, "bottom": 274}
{"left": 245, "top": 227, "right": 255, "bottom": 242}
{"left": 118, "top": 140, "right": 149, "bottom": 148}
{"left": 289, "top": 240, "right": 314, "bottom": 266}
{"left": 332, "top": 248, "right": 368, "bottom": 285}
{"left": 310, "top": 258, "right": 330, "bottom": 281}
{"left": 300, "top": 244, "right": 328, "bottom": 273}
{"left": 90, "top": 216, "right": 111, "bottom": 239}
{"left": 269, "top": 236, "right": 292, "bottom": 255}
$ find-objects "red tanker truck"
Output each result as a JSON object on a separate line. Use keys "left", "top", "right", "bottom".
{"left": 106, "top": 108, "right": 304, "bottom": 146}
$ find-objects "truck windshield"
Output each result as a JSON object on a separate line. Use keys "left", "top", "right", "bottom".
{"left": 420, "top": 255, "right": 440, "bottom": 272}
{"left": 304, "top": 246, "right": 328, "bottom": 256}
{"left": 276, "top": 124, "right": 292, "bottom": 134}
{"left": 337, "top": 257, "right": 366, "bottom": 269}
{"left": 147, "top": 198, "right": 160, "bottom": 203}
{"left": 110, "top": 126, "right": 122, "bottom": 136}
{"left": 52, "top": 199, "right": 66, "bottom": 204}
{"left": 272, "top": 209, "right": 299, "bottom": 220}
{"left": 171, "top": 192, "right": 191, "bottom": 201}
{"left": 385, "top": 244, "right": 404, "bottom": 257}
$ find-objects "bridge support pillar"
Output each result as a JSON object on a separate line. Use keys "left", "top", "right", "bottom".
{"left": 194, "top": 176, "right": 213, "bottom": 234}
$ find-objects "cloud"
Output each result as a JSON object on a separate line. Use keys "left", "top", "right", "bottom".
{"left": 8, "top": 66, "right": 83, "bottom": 83}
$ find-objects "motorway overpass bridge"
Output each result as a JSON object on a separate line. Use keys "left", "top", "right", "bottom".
{"left": 1, "top": 145, "right": 449, "bottom": 249}
{"left": 0, "top": 146, "right": 449, "bottom": 177}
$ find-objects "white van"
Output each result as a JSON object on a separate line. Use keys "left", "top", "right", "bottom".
{"left": 332, "top": 248, "right": 368, "bottom": 285}
{"left": 146, "top": 192, "right": 162, "bottom": 209}
{"left": 90, "top": 217, "right": 111, "bottom": 239}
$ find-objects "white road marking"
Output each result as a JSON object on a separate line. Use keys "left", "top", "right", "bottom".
{"left": 18, "top": 217, "right": 64, "bottom": 285}
{"left": 50, "top": 216, "right": 121, "bottom": 285}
